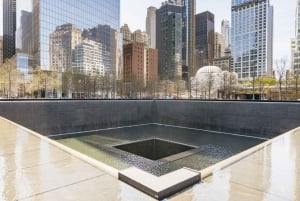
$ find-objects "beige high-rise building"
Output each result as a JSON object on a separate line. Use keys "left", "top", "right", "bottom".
{"left": 146, "top": 6, "right": 156, "bottom": 49}
{"left": 221, "top": 19, "right": 230, "bottom": 48}
{"left": 0, "top": 36, "right": 3, "bottom": 64}
{"left": 213, "top": 48, "right": 232, "bottom": 72}
{"left": 215, "top": 32, "right": 225, "bottom": 59}
{"left": 49, "top": 24, "right": 82, "bottom": 72}
{"left": 120, "top": 24, "right": 132, "bottom": 45}
{"left": 121, "top": 24, "right": 149, "bottom": 46}
{"left": 132, "top": 30, "right": 149, "bottom": 46}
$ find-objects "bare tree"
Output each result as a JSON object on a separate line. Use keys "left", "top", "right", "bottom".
{"left": 256, "top": 74, "right": 265, "bottom": 100}
{"left": 285, "top": 71, "right": 291, "bottom": 100}
{"left": 295, "top": 71, "right": 299, "bottom": 100}
{"left": 206, "top": 72, "right": 214, "bottom": 99}
{"left": 275, "top": 59, "right": 288, "bottom": 100}
{"left": 190, "top": 77, "right": 199, "bottom": 99}
{"left": 62, "top": 70, "right": 74, "bottom": 98}
{"left": 28, "top": 67, "right": 59, "bottom": 98}
{"left": 221, "top": 71, "right": 238, "bottom": 99}
{"left": 145, "top": 78, "right": 158, "bottom": 99}
{"left": 0, "top": 58, "right": 20, "bottom": 98}
{"left": 252, "top": 75, "right": 255, "bottom": 100}
{"left": 291, "top": 69, "right": 300, "bottom": 100}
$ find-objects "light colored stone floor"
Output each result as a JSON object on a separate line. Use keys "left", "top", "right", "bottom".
{"left": 0, "top": 117, "right": 155, "bottom": 201}
{"left": 1, "top": 116, "right": 300, "bottom": 201}
{"left": 170, "top": 128, "right": 300, "bottom": 201}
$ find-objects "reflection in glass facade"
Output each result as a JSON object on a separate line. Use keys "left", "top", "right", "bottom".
{"left": 231, "top": 0, "right": 273, "bottom": 79}
{"left": 73, "top": 39, "right": 104, "bottom": 76}
{"left": 16, "top": 0, "right": 120, "bottom": 77}
{"left": 16, "top": 53, "right": 33, "bottom": 81}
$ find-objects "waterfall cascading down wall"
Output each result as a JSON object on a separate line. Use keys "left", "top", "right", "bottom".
{"left": 0, "top": 100, "right": 299, "bottom": 139}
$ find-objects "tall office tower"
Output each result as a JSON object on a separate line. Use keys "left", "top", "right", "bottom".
{"left": 0, "top": 36, "right": 3, "bottom": 64}
{"left": 231, "top": 0, "right": 273, "bottom": 79}
{"left": 156, "top": 2, "right": 182, "bottom": 80}
{"left": 155, "top": 0, "right": 195, "bottom": 81}
{"left": 292, "top": 0, "right": 300, "bottom": 74}
{"left": 16, "top": 0, "right": 120, "bottom": 76}
{"left": 181, "top": 0, "right": 196, "bottom": 79}
{"left": 3, "top": 0, "right": 16, "bottom": 61}
{"left": 215, "top": 32, "right": 225, "bottom": 59}
{"left": 221, "top": 19, "right": 231, "bottom": 49}
{"left": 195, "top": 11, "right": 215, "bottom": 68}
{"left": 73, "top": 39, "right": 104, "bottom": 76}
{"left": 146, "top": 7, "right": 157, "bottom": 49}
{"left": 120, "top": 24, "right": 132, "bottom": 45}
{"left": 50, "top": 24, "right": 82, "bottom": 72}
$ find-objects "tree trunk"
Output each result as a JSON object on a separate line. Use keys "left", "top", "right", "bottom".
{"left": 296, "top": 75, "right": 299, "bottom": 100}
{"left": 279, "top": 79, "right": 282, "bottom": 101}
{"left": 8, "top": 72, "right": 11, "bottom": 99}
{"left": 252, "top": 76, "right": 255, "bottom": 100}
{"left": 285, "top": 79, "right": 288, "bottom": 100}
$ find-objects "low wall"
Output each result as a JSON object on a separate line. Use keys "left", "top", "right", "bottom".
{"left": 0, "top": 100, "right": 154, "bottom": 136}
{"left": 0, "top": 100, "right": 299, "bottom": 138}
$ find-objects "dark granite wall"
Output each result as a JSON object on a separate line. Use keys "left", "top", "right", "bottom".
{"left": 155, "top": 100, "right": 300, "bottom": 138}
{"left": 0, "top": 100, "right": 299, "bottom": 138}
{"left": 0, "top": 100, "right": 154, "bottom": 136}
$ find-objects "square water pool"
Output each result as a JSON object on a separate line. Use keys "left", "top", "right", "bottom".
{"left": 54, "top": 124, "right": 265, "bottom": 176}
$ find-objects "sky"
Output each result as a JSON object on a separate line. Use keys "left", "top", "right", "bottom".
{"left": 0, "top": 0, "right": 296, "bottom": 63}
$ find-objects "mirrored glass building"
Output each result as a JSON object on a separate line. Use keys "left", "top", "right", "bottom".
{"left": 231, "top": 0, "right": 273, "bottom": 79}
{"left": 156, "top": 0, "right": 195, "bottom": 81}
{"left": 3, "top": 0, "right": 16, "bottom": 61}
{"left": 16, "top": 0, "right": 121, "bottom": 77}
{"left": 291, "top": 0, "right": 300, "bottom": 74}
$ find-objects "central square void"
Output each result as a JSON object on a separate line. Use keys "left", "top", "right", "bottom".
{"left": 114, "top": 139, "right": 195, "bottom": 160}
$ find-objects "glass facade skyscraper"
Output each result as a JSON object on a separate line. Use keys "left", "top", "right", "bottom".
{"left": 3, "top": 0, "right": 16, "bottom": 61}
{"left": 195, "top": 11, "right": 215, "bottom": 67}
{"left": 292, "top": 0, "right": 300, "bottom": 74}
{"left": 16, "top": 0, "right": 120, "bottom": 77}
{"left": 181, "top": 0, "right": 195, "bottom": 79}
{"left": 156, "top": 2, "right": 182, "bottom": 80}
{"left": 156, "top": 0, "right": 195, "bottom": 81}
{"left": 231, "top": 0, "right": 273, "bottom": 79}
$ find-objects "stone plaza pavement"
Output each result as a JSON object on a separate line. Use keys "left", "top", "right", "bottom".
{"left": 0, "top": 116, "right": 299, "bottom": 201}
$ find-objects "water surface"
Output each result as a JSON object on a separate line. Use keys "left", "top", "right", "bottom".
{"left": 56, "top": 124, "right": 264, "bottom": 176}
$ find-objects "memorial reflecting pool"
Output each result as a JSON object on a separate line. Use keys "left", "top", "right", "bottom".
{"left": 56, "top": 124, "right": 264, "bottom": 176}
